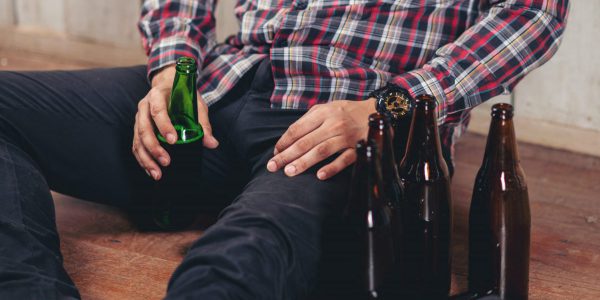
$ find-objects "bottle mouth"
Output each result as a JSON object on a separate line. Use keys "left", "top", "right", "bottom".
{"left": 414, "top": 94, "right": 437, "bottom": 108}
{"left": 176, "top": 57, "right": 197, "bottom": 73}
{"left": 491, "top": 103, "right": 514, "bottom": 119}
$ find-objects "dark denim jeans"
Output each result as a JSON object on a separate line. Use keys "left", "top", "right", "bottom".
{"left": 0, "top": 60, "right": 356, "bottom": 299}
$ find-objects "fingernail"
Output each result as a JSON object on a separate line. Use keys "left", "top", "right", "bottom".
{"left": 158, "top": 156, "right": 169, "bottom": 166}
{"left": 273, "top": 148, "right": 279, "bottom": 155}
{"left": 284, "top": 164, "right": 297, "bottom": 176}
{"left": 145, "top": 170, "right": 152, "bottom": 177}
{"left": 150, "top": 170, "right": 159, "bottom": 180}
{"left": 317, "top": 171, "right": 327, "bottom": 180}
{"left": 267, "top": 160, "right": 277, "bottom": 172}
{"left": 167, "top": 133, "right": 177, "bottom": 144}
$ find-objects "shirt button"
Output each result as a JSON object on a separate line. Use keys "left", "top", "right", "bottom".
{"left": 295, "top": 1, "right": 308, "bottom": 10}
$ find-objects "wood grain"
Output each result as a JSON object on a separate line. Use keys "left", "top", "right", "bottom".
{"left": 450, "top": 134, "right": 600, "bottom": 300}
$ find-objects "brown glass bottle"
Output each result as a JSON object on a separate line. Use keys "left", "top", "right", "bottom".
{"left": 368, "top": 113, "right": 404, "bottom": 233}
{"left": 344, "top": 140, "right": 395, "bottom": 299}
{"left": 367, "top": 113, "right": 405, "bottom": 297}
{"left": 468, "top": 103, "right": 530, "bottom": 300}
{"left": 398, "top": 94, "right": 452, "bottom": 299}
{"left": 392, "top": 113, "right": 412, "bottom": 168}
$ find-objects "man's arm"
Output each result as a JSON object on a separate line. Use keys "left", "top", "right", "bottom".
{"left": 138, "top": 0, "right": 218, "bottom": 78}
{"left": 390, "top": 0, "right": 569, "bottom": 125}
{"left": 269, "top": 0, "right": 569, "bottom": 180}
{"left": 133, "top": 0, "right": 219, "bottom": 181}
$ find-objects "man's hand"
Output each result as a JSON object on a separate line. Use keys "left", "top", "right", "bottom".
{"left": 267, "top": 99, "right": 377, "bottom": 180}
{"left": 132, "top": 65, "right": 219, "bottom": 181}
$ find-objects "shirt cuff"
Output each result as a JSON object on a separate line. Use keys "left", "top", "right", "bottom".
{"left": 389, "top": 68, "right": 450, "bottom": 124}
{"left": 146, "top": 35, "right": 205, "bottom": 80}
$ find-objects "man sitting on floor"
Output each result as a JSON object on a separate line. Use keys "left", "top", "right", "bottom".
{"left": 0, "top": 0, "right": 568, "bottom": 299}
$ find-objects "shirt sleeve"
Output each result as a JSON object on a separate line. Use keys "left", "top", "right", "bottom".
{"left": 389, "top": 0, "right": 569, "bottom": 125}
{"left": 138, "top": 0, "right": 217, "bottom": 79}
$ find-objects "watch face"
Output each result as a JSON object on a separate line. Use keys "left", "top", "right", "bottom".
{"left": 385, "top": 91, "right": 411, "bottom": 118}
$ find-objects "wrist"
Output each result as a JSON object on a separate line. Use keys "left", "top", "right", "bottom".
{"left": 364, "top": 98, "right": 378, "bottom": 115}
{"left": 151, "top": 65, "right": 176, "bottom": 88}
{"left": 369, "top": 83, "right": 413, "bottom": 122}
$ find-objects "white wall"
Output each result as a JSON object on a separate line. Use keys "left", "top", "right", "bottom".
{"left": 518, "top": 1, "right": 600, "bottom": 131}
{"left": 0, "top": 0, "right": 598, "bottom": 156}
{"left": 215, "top": 0, "right": 239, "bottom": 41}
{"left": 0, "top": 0, "right": 238, "bottom": 48}
{"left": 14, "top": 0, "right": 65, "bottom": 32}
{"left": 0, "top": 0, "right": 14, "bottom": 26}
{"left": 468, "top": 0, "right": 600, "bottom": 156}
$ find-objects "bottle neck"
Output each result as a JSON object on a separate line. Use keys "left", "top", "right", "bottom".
{"left": 366, "top": 145, "right": 386, "bottom": 210}
{"left": 346, "top": 144, "right": 369, "bottom": 221}
{"left": 169, "top": 70, "right": 198, "bottom": 120}
{"left": 402, "top": 102, "right": 446, "bottom": 172}
{"left": 482, "top": 116, "right": 520, "bottom": 171}
{"left": 368, "top": 117, "right": 400, "bottom": 181}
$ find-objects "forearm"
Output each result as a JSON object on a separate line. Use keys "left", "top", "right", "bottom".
{"left": 138, "top": 0, "right": 217, "bottom": 79}
{"left": 389, "top": 0, "right": 569, "bottom": 125}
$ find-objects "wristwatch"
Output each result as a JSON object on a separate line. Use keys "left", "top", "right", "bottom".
{"left": 369, "top": 83, "right": 413, "bottom": 122}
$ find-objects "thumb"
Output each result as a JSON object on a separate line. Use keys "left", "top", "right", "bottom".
{"left": 197, "top": 94, "right": 219, "bottom": 149}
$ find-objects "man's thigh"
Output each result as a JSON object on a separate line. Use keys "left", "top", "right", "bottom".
{"left": 168, "top": 59, "right": 355, "bottom": 298}
{"left": 0, "top": 66, "right": 241, "bottom": 208}
{"left": 0, "top": 67, "right": 151, "bottom": 204}
{"left": 168, "top": 156, "right": 352, "bottom": 299}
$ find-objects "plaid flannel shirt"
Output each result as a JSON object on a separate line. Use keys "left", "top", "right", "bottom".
{"left": 139, "top": 0, "right": 568, "bottom": 151}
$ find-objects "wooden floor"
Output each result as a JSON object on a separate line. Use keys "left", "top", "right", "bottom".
{"left": 2, "top": 49, "right": 600, "bottom": 300}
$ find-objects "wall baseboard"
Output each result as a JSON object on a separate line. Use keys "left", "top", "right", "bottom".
{"left": 468, "top": 107, "right": 600, "bottom": 158}
{"left": 0, "top": 26, "right": 147, "bottom": 66}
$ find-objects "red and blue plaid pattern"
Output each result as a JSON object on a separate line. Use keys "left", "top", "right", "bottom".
{"left": 139, "top": 0, "right": 568, "bottom": 150}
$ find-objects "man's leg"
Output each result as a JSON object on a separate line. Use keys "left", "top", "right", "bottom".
{"left": 166, "top": 60, "right": 354, "bottom": 299}
{"left": 0, "top": 67, "right": 154, "bottom": 299}
{"left": 0, "top": 66, "right": 246, "bottom": 298}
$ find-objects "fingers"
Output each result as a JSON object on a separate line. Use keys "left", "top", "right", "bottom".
{"left": 282, "top": 135, "right": 348, "bottom": 177}
{"left": 273, "top": 107, "right": 324, "bottom": 155}
{"left": 317, "top": 148, "right": 357, "bottom": 180}
{"left": 132, "top": 119, "right": 163, "bottom": 180}
{"left": 148, "top": 88, "right": 177, "bottom": 144}
{"left": 268, "top": 125, "right": 334, "bottom": 173}
{"left": 197, "top": 93, "right": 219, "bottom": 149}
{"left": 133, "top": 99, "right": 170, "bottom": 180}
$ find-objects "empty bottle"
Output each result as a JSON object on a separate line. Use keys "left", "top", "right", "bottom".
{"left": 345, "top": 140, "right": 395, "bottom": 299}
{"left": 153, "top": 56, "right": 205, "bottom": 230}
{"left": 398, "top": 94, "right": 452, "bottom": 299}
{"left": 367, "top": 113, "right": 405, "bottom": 297}
{"left": 469, "top": 103, "right": 530, "bottom": 300}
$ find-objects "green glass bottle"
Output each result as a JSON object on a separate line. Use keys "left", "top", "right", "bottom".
{"left": 152, "top": 57, "right": 204, "bottom": 230}
{"left": 157, "top": 56, "right": 204, "bottom": 144}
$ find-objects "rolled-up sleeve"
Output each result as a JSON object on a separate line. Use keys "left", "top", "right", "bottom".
{"left": 138, "top": 0, "right": 217, "bottom": 79}
{"left": 389, "top": 0, "right": 569, "bottom": 125}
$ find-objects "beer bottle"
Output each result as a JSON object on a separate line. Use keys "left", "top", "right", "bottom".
{"left": 157, "top": 56, "right": 204, "bottom": 144}
{"left": 392, "top": 114, "right": 412, "bottom": 169}
{"left": 367, "top": 113, "right": 404, "bottom": 297}
{"left": 344, "top": 140, "right": 395, "bottom": 299}
{"left": 368, "top": 113, "right": 404, "bottom": 214}
{"left": 468, "top": 103, "right": 530, "bottom": 300}
{"left": 152, "top": 56, "right": 204, "bottom": 230}
{"left": 398, "top": 94, "right": 452, "bottom": 299}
